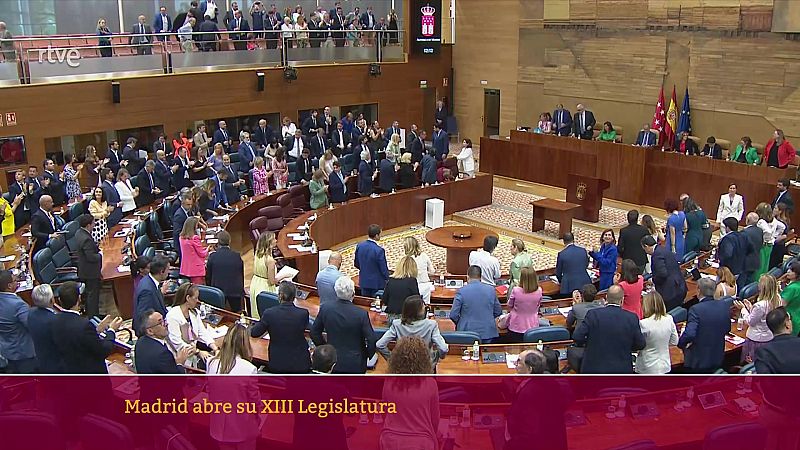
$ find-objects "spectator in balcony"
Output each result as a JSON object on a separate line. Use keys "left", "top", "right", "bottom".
{"left": 129, "top": 15, "right": 153, "bottom": 55}
{"left": 280, "top": 16, "right": 294, "bottom": 49}
{"left": 223, "top": 1, "right": 239, "bottom": 29}
{"left": 178, "top": 17, "right": 196, "bottom": 52}
{"left": 153, "top": 6, "right": 172, "bottom": 42}
{"left": 249, "top": 2, "right": 266, "bottom": 39}
{"left": 387, "top": 9, "right": 399, "bottom": 45}
{"left": 374, "top": 17, "right": 389, "bottom": 47}
{"left": 227, "top": 9, "right": 250, "bottom": 51}
{"left": 200, "top": 0, "right": 219, "bottom": 23}
{"left": 96, "top": 18, "right": 113, "bottom": 57}
{"left": 198, "top": 15, "right": 220, "bottom": 52}
{"left": 0, "top": 22, "right": 15, "bottom": 62}
{"left": 295, "top": 15, "right": 310, "bottom": 48}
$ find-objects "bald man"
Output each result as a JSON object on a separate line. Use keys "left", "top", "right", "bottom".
{"left": 30, "top": 195, "right": 59, "bottom": 254}
{"left": 515, "top": 349, "right": 547, "bottom": 374}
{"left": 129, "top": 15, "right": 153, "bottom": 54}
{"left": 572, "top": 103, "right": 596, "bottom": 140}
{"left": 740, "top": 212, "right": 763, "bottom": 291}
{"left": 316, "top": 252, "right": 345, "bottom": 305}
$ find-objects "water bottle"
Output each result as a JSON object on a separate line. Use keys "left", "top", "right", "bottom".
{"left": 439, "top": 274, "right": 445, "bottom": 286}
{"left": 537, "top": 339, "right": 544, "bottom": 351}
{"left": 471, "top": 341, "right": 480, "bottom": 361}
{"left": 311, "top": 242, "right": 317, "bottom": 253}
{"left": 737, "top": 310, "right": 745, "bottom": 331}
{"left": 461, "top": 405, "right": 471, "bottom": 428}
{"left": 618, "top": 395, "right": 627, "bottom": 416}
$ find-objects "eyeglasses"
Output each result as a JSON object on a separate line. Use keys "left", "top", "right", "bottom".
{"left": 147, "top": 318, "right": 167, "bottom": 329}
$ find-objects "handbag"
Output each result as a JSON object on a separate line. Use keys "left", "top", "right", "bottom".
{"left": 495, "top": 313, "right": 510, "bottom": 330}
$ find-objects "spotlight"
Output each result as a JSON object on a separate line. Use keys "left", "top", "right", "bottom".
{"left": 111, "top": 81, "right": 120, "bottom": 103}
{"left": 369, "top": 63, "right": 381, "bottom": 77}
{"left": 283, "top": 67, "right": 297, "bottom": 81}
{"left": 256, "top": 72, "right": 265, "bottom": 91}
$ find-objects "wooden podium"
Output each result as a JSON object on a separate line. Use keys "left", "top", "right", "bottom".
{"left": 566, "top": 174, "right": 610, "bottom": 223}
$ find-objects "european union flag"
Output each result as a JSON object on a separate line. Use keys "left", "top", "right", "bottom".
{"left": 677, "top": 88, "right": 691, "bottom": 134}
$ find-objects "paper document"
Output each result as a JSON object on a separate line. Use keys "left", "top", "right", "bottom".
{"left": 0, "top": 255, "right": 15, "bottom": 262}
{"left": 725, "top": 334, "right": 746, "bottom": 346}
{"left": 117, "top": 265, "right": 131, "bottom": 273}
{"left": 292, "top": 235, "right": 306, "bottom": 241}
{"left": 276, "top": 265, "right": 299, "bottom": 281}
{"left": 211, "top": 215, "right": 230, "bottom": 222}
{"left": 206, "top": 239, "right": 219, "bottom": 245}
{"left": 287, "top": 233, "right": 302, "bottom": 238}
{"left": 506, "top": 353, "right": 519, "bottom": 370}
{"left": 558, "top": 307, "right": 572, "bottom": 317}
{"left": 208, "top": 325, "right": 229, "bottom": 340}
{"left": 287, "top": 244, "right": 303, "bottom": 250}
{"left": 21, "top": 232, "right": 31, "bottom": 238}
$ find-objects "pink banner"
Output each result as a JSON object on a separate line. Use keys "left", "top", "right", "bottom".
{"left": 0, "top": 376, "right": 796, "bottom": 450}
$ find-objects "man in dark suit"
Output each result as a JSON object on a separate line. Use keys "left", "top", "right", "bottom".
{"left": 432, "top": 124, "right": 449, "bottom": 162}
{"left": 773, "top": 178, "right": 794, "bottom": 213}
{"left": 384, "top": 120, "right": 402, "bottom": 142}
{"left": 212, "top": 120, "right": 232, "bottom": 153}
{"left": 222, "top": 1, "right": 239, "bottom": 28}
{"left": 331, "top": 6, "right": 346, "bottom": 47}
{"left": 74, "top": 215, "right": 103, "bottom": 317}
{"left": 41, "top": 159, "right": 65, "bottom": 206}
{"left": 197, "top": 16, "right": 220, "bottom": 51}
{"left": 134, "top": 309, "right": 191, "bottom": 374}
{"left": 310, "top": 277, "right": 375, "bottom": 373}
{"left": 252, "top": 119, "right": 275, "bottom": 150}
{"left": 51, "top": 281, "right": 122, "bottom": 374}
{"left": 129, "top": 15, "right": 153, "bottom": 54}
{"left": 552, "top": 104, "right": 572, "bottom": 136}
{"left": 152, "top": 134, "right": 170, "bottom": 154}
{"left": 330, "top": 122, "right": 350, "bottom": 157}
{"left": 310, "top": 128, "right": 329, "bottom": 159}
{"left": 8, "top": 169, "right": 30, "bottom": 228}
{"left": 617, "top": 210, "right": 649, "bottom": 273}
{"left": 572, "top": 104, "right": 596, "bottom": 140}
{"left": 302, "top": 110, "right": 322, "bottom": 137}
{"left": 284, "top": 129, "right": 308, "bottom": 161}
{"left": 420, "top": 148, "right": 437, "bottom": 186}
{"left": 227, "top": 9, "right": 250, "bottom": 51}
{"left": 642, "top": 235, "right": 687, "bottom": 311}
{"left": 172, "top": 147, "right": 193, "bottom": 190}
{"left": 265, "top": 10, "right": 281, "bottom": 49}
{"left": 360, "top": 6, "right": 376, "bottom": 31}
{"left": 153, "top": 150, "right": 173, "bottom": 194}
{"left": 105, "top": 140, "right": 123, "bottom": 175}
{"left": 100, "top": 168, "right": 123, "bottom": 228}
{"left": 206, "top": 231, "right": 245, "bottom": 312}
{"left": 755, "top": 307, "right": 800, "bottom": 374}
{"left": 555, "top": 232, "right": 592, "bottom": 296}
{"left": 30, "top": 195, "right": 58, "bottom": 255}
{"left": 573, "top": 285, "right": 645, "bottom": 373}
{"left": 677, "top": 278, "right": 731, "bottom": 373}
{"left": 700, "top": 136, "right": 723, "bottom": 159}
{"left": 740, "top": 213, "right": 763, "bottom": 291}
{"left": 378, "top": 153, "right": 396, "bottom": 193}
{"left": 220, "top": 154, "right": 242, "bottom": 204}
{"left": 24, "top": 165, "right": 44, "bottom": 212}
{"left": 28, "top": 284, "right": 62, "bottom": 373}
{"left": 153, "top": 6, "right": 172, "bottom": 41}
{"left": 132, "top": 255, "right": 170, "bottom": 332}
{"left": 294, "top": 148, "right": 314, "bottom": 184}
{"left": 122, "top": 137, "right": 145, "bottom": 176}
{"left": 237, "top": 132, "right": 257, "bottom": 174}
{"left": 717, "top": 217, "right": 751, "bottom": 277}
{"left": 136, "top": 161, "right": 161, "bottom": 207}
{"left": 328, "top": 161, "right": 347, "bottom": 203}
{"left": 451, "top": 266, "right": 503, "bottom": 343}
{"left": 634, "top": 124, "right": 657, "bottom": 147}
{"left": 251, "top": 281, "right": 311, "bottom": 373}
{"left": 354, "top": 224, "right": 390, "bottom": 297}
{"left": 406, "top": 124, "right": 420, "bottom": 148}
{"left": 172, "top": 195, "right": 193, "bottom": 258}
{"left": 307, "top": 13, "right": 323, "bottom": 48}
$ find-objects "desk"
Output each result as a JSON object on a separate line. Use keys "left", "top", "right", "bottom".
{"left": 530, "top": 199, "right": 580, "bottom": 237}
{"left": 425, "top": 226, "right": 498, "bottom": 275}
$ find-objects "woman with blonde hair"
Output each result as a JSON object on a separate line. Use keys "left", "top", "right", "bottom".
{"left": 382, "top": 256, "right": 420, "bottom": 320}
{"left": 404, "top": 236, "right": 436, "bottom": 303}
{"left": 166, "top": 282, "right": 219, "bottom": 368}
{"left": 295, "top": 15, "right": 309, "bottom": 47}
{"left": 179, "top": 216, "right": 209, "bottom": 285}
{"left": 714, "top": 266, "right": 738, "bottom": 299}
{"left": 321, "top": 149, "right": 338, "bottom": 180}
{"left": 249, "top": 232, "right": 293, "bottom": 318}
{"left": 309, "top": 169, "right": 328, "bottom": 210}
{"left": 397, "top": 152, "right": 417, "bottom": 189}
{"left": 736, "top": 274, "right": 782, "bottom": 363}
{"left": 636, "top": 291, "right": 678, "bottom": 374}
{"left": 385, "top": 133, "right": 401, "bottom": 161}
{"left": 207, "top": 323, "right": 259, "bottom": 449}
{"left": 281, "top": 116, "right": 297, "bottom": 139}
{"left": 509, "top": 238, "right": 533, "bottom": 288}
{"left": 754, "top": 202, "right": 776, "bottom": 280}
{"left": 506, "top": 267, "right": 543, "bottom": 342}
{"left": 251, "top": 156, "right": 270, "bottom": 196}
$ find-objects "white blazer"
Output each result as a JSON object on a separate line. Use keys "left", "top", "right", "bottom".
{"left": 637, "top": 316, "right": 678, "bottom": 374}
{"left": 456, "top": 146, "right": 475, "bottom": 176}
{"left": 716, "top": 193, "right": 744, "bottom": 223}
{"left": 207, "top": 356, "right": 260, "bottom": 443}
{"left": 114, "top": 180, "right": 137, "bottom": 213}
{"left": 165, "top": 306, "right": 215, "bottom": 352}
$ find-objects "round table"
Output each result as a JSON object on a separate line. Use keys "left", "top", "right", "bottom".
{"left": 425, "top": 226, "right": 499, "bottom": 275}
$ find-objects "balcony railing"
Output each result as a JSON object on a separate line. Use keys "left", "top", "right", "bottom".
{"left": 0, "top": 29, "right": 404, "bottom": 86}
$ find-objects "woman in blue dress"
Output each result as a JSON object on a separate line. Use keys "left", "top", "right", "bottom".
{"left": 664, "top": 198, "right": 686, "bottom": 256}
{"left": 590, "top": 229, "right": 618, "bottom": 291}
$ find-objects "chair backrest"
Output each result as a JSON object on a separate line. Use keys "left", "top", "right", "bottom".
{"left": 768, "top": 266, "right": 784, "bottom": 279}
{"left": 197, "top": 285, "right": 226, "bottom": 309}
{"left": 32, "top": 248, "right": 57, "bottom": 284}
{"left": 277, "top": 193, "right": 293, "bottom": 219}
{"left": 738, "top": 282, "right": 759, "bottom": 300}
{"left": 2, "top": 192, "right": 11, "bottom": 204}
{"left": 148, "top": 212, "right": 164, "bottom": 240}
{"left": 249, "top": 217, "right": 269, "bottom": 245}
{"left": 158, "top": 426, "right": 197, "bottom": 450}
{"left": 610, "top": 440, "right": 657, "bottom": 450}
{"left": 668, "top": 306, "right": 687, "bottom": 324}
{"left": 441, "top": 331, "right": 482, "bottom": 345}
{"left": 702, "top": 422, "right": 767, "bottom": 450}
{"left": 289, "top": 185, "right": 306, "bottom": 210}
{"left": 522, "top": 326, "right": 571, "bottom": 343}
{"left": 287, "top": 162, "right": 297, "bottom": 183}
{"left": 342, "top": 154, "right": 354, "bottom": 173}
{"left": 782, "top": 256, "right": 797, "bottom": 273}
{"left": 47, "top": 236, "right": 72, "bottom": 269}
{"left": 680, "top": 250, "right": 698, "bottom": 265}
{"left": 256, "top": 291, "right": 280, "bottom": 316}
{"left": 229, "top": 152, "right": 241, "bottom": 165}
{"left": 596, "top": 387, "right": 649, "bottom": 398}
{"left": 79, "top": 414, "right": 134, "bottom": 450}
{"left": 68, "top": 202, "right": 85, "bottom": 222}
{"left": 0, "top": 411, "right": 65, "bottom": 450}
{"left": 134, "top": 235, "right": 151, "bottom": 258}
{"left": 161, "top": 198, "right": 175, "bottom": 229}
{"left": 63, "top": 220, "right": 81, "bottom": 251}
{"left": 134, "top": 220, "right": 147, "bottom": 239}
{"left": 261, "top": 206, "right": 284, "bottom": 232}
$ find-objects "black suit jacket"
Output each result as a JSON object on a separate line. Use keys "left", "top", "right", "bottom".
{"left": 310, "top": 134, "right": 328, "bottom": 159}
{"left": 651, "top": 245, "right": 688, "bottom": 311}
{"left": 331, "top": 130, "right": 351, "bottom": 157}
{"left": 28, "top": 307, "right": 62, "bottom": 373}
{"left": 153, "top": 158, "right": 172, "bottom": 194}
{"left": 136, "top": 169, "right": 158, "bottom": 207}
{"left": 701, "top": 143, "right": 723, "bottom": 159}
{"left": 378, "top": 159, "right": 396, "bottom": 192}
{"left": 742, "top": 225, "right": 763, "bottom": 273}
{"left": 123, "top": 145, "right": 145, "bottom": 175}
{"left": 310, "top": 299, "right": 376, "bottom": 374}
{"left": 206, "top": 246, "right": 244, "bottom": 300}
{"left": 573, "top": 305, "right": 645, "bottom": 373}
{"left": 302, "top": 116, "right": 321, "bottom": 136}
{"left": 755, "top": 334, "right": 800, "bottom": 374}
{"left": 617, "top": 224, "right": 649, "bottom": 268}
{"left": 30, "top": 209, "right": 55, "bottom": 254}
{"left": 251, "top": 302, "right": 311, "bottom": 373}
{"left": 101, "top": 180, "right": 123, "bottom": 227}
{"left": 172, "top": 207, "right": 189, "bottom": 257}
{"left": 409, "top": 137, "right": 425, "bottom": 162}
{"left": 8, "top": 181, "right": 27, "bottom": 228}
{"left": 24, "top": 177, "right": 43, "bottom": 211}
{"left": 50, "top": 311, "right": 116, "bottom": 374}
{"left": 294, "top": 157, "right": 314, "bottom": 183}
{"left": 75, "top": 227, "right": 102, "bottom": 280}
{"left": 42, "top": 170, "right": 65, "bottom": 205}
{"left": 397, "top": 164, "right": 418, "bottom": 190}
{"left": 717, "top": 231, "right": 750, "bottom": 276}
{"left": 134, "top": 336, "right": 184, "bottom": 374}
{"left": 220, "top": 165, "right": 241, "bottom": 203}
{"left": 572, "top": 110, "right": 596, "bottom": 139}
{"left": 677, "top": 297, "right": 731, "bottom": 370}
{"left": 773, "top": 190, "right": 794, "bottom": 214}
{"left": 252, "top": 126, "right": 275, "bottom": 148}
{"left": 106, "top": 149, "right": 122, "bottom": 175}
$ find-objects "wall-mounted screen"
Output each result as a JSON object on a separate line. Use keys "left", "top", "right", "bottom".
{"left": 0, "top": 136, "right": 27, "bottom": 165}
{"left": 411, "top": 0, "right": 442, "bottom": 55}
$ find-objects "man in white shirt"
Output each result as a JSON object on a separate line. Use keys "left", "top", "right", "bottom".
{"left": 468, "top": 235, "right": 501, "bottom": 286}
{"left": 284, "top": 129, "right": 307, "bottom": 160}
{"left": 716, "top": 184, "right": 744, "bottom": 236}
{"left": 154, "top": 6, "right": 171, "bottom": 41}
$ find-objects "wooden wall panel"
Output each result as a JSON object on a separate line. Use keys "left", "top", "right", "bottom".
{"left": 0, "top": 49, "right": 451, "bottom": 189}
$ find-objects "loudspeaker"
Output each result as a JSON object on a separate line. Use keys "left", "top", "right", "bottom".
{"left": 111, "top": 81, "right": 120, "bottom": 104}
{"left": 369, "top": 63, "right": 381, "bottom": 77}
{"left": 256, "top": 72, "right": 265, "bottom": 91}
{"left": 283, "top": 67, "right": 297, "bottom": 81}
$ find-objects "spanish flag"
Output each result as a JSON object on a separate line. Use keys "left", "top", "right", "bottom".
{"left": 664, "top": 86, "right": 678, "bottom": 150}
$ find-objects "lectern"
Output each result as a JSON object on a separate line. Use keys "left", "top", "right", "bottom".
{"left": 566, "top": 174, "right": 611, "bottom": 223}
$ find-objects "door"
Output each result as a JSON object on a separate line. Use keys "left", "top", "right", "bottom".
{"left": 483, "top": 89, "right": 500, "bottom": 137}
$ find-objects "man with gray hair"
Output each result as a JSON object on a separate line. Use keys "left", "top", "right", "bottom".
{"left": 740, "top": 212, "right": 763, "bottom": 291}
{"left": 136, "top": 159, "right": 161, "bottom": 207}
{"left": 315, "top": 252, "right": 344, "bottom": 305}
{"left": 678, "top": 277, "right": 732, "bottom": 373}
{"left": 310, "top": 277, "right": 376, "bottom": 373}
{"left": 642, "top": 234, "right": 687, "bottom": 311}
{"left": 573, "top": 284, "right": 645, "bottom": 373}
{"left": 153, "top": 150, "right": 173, "bottom": 194}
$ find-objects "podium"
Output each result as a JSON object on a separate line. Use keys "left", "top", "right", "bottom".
{"left": 566, "top": 174, "right": 610, "bottom": 223}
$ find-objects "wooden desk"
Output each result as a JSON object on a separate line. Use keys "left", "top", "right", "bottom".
{"left": 530, "top": 199, "right": 580, "bottom": 237}
{"left": 425, "top": 226, "right": 499, "bottom": 275}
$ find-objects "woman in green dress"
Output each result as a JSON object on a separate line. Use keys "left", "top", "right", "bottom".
{"left": 683, "top": 197, "right": 707, "bottom": 256}
{"left": 509, "top": 238, "right": 533, "bottom": 288}
{"left": 597, "top": 121, "right": 617, "bottom": 142}
{"left": 309, "top": 169, "right": 329, "bottom": 210}
{"left": 730, "top": 136, "right": 760, "bottom": 165}
{"left": 754, "top": 202, "right": 775, "bottom": 281}
{"left": 781, "top": 262, "right": 800, "bottom": 334}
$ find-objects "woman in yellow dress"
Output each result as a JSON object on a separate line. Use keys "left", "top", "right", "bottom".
{"left": 0, "top": 185, "right": 20, "bottom": 244}
{"left": 249, "top": 232, "right": 292, "bottom": 318}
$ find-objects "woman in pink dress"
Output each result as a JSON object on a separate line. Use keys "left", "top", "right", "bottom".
{"left": 616, "top": 259, "right": 644, "bottom": 319}
{"left": 271, "top": 147, "right": 288, "bottom": 190}
{"left": 251, "top": 156, "right": 271, "bottom": 195}
{"left": 178, "top": 217, "right": 209, "bottom": 285}
{"left": 507, "top": 267, "right": 543, "bottom": 342}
